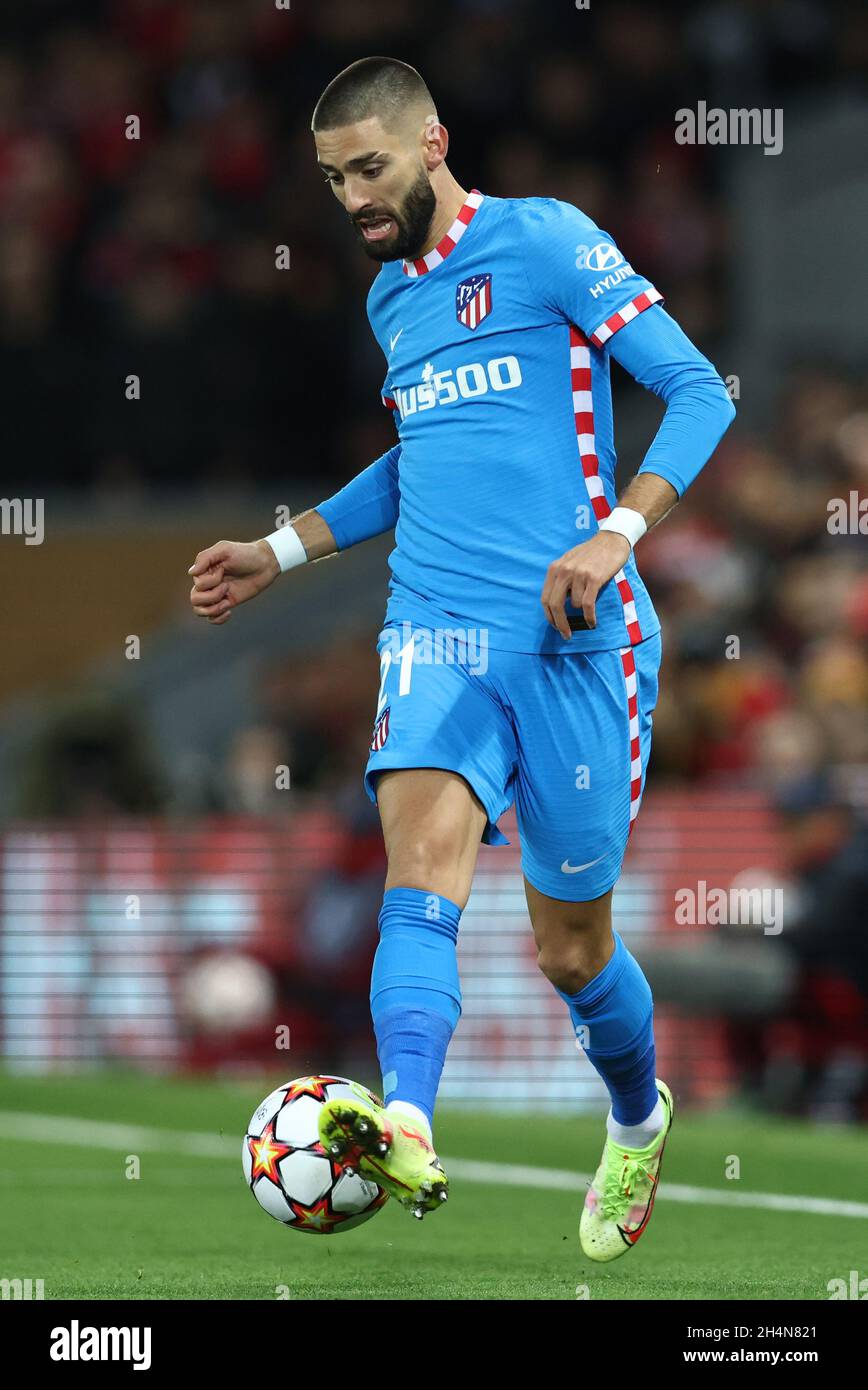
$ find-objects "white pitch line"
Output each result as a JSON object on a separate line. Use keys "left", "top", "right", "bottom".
{"left": 443, "top": 1157, "right": 868, "bottom": 1219}
{"left": 0, "top": 1111, "right": 231, "bottom": 1157}
{"left": 1, "top": 1112, "right": 865, "bottom": 1219}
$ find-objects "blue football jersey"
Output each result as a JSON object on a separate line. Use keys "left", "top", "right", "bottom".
{"left": 367, "top": 188, "right": 665, "bottom": 653}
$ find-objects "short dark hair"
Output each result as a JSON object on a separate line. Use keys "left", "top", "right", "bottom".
{"left": 311, "top": 56, "right": 435, "bottom": 134}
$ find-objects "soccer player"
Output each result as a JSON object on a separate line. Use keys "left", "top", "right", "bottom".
{"left": 189, "top": 57, "right": 735, "bottom": 1260}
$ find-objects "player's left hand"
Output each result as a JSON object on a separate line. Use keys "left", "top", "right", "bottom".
{"left": 541, "top": 531, "right": 631, "bottom": 639}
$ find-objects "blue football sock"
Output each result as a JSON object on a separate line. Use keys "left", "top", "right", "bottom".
{"left": 369, "top": 886, "right": 462, "bottom": 1129}
{"left": 554, "top": 931, "right": 658, "bottom": 1125}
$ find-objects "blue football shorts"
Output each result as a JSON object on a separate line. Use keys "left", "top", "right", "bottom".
{"left": 363, "top": 622, "right": 662, "bottom": 902}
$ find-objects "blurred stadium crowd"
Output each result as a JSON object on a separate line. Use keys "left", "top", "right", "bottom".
{"left": 3, "top": 0, "right": 864, "bottom": 780}
{"left": 2, "top": 0, "right": 866, "bottom": 487}
{"left": 2, "top": 1, "right": 866, "bottom": 1112}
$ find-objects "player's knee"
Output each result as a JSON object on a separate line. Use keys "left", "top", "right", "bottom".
{"left": 536, "top": 944, "right": 600, "bottom": 995}
{"left": 385, "top": 831, "right": 467, "bottom": 902}
{"left": 535, "top": 917, "right": 614, "bottom": 994}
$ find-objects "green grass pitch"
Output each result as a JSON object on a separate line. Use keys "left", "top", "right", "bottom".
{"left": 0, "top": 1071, "right": 863, "bottom": 1300}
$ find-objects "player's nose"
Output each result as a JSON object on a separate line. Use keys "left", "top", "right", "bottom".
{"left": 344, "top": 180, "right": 375, "bottom": 217}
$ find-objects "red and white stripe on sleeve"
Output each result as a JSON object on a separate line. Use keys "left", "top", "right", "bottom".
{"left": 589, "top": 288, "right": 663, "bottom": 349}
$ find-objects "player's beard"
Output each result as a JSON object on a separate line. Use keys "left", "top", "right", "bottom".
{"left": 351, "top": 167, "right": 437, "bottom": 264}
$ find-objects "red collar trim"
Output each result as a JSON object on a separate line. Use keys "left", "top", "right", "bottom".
{"left": 402, "top": 189, "right": 484, "bottom": 278}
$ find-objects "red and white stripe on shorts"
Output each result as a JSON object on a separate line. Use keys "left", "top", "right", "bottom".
{"left": 567, "top": 318, "right": 656, "bottom": 835}
{"left": 619, "top": 646, "right": 643, "bottom": 836}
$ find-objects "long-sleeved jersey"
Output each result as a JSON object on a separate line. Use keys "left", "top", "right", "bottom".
{"left": 318, "top": 188, "right": 734, "bottom": 652}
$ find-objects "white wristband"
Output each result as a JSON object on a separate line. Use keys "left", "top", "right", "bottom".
{"left": 263, "top": 524, "right": 308, "bottom": 572}
{"left": 598, "top": 506, "right": 647, "bottom": 550}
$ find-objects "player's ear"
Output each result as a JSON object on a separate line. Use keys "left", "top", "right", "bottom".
{"left": 422, "top": 115, "right": 448, "bottom": 168}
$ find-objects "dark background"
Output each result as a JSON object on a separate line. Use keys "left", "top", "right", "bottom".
{"left": 0, "top": 0, "right": 865, "bottom": 1118}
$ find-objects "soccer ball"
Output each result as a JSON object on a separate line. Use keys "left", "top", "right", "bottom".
{"left": 242, "top": 1075, "right": 389, "bottom": 1234}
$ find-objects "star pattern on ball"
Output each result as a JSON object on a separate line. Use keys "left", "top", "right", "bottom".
{"left": 248, "top": 1122, "right": 292, "bottom": 1185}
{"left": 289, "top": 1196, "right": 341, "bottom": 1233}
{"left": 282, "top": 1076, "right": 346, "bottom": 1104}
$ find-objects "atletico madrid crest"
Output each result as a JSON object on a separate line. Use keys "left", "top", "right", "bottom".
{"left": 456, "top": 273, "right": 492, "bottom": 330}
{"left": 371, "top": 706, "right": 390, "bottom": 751}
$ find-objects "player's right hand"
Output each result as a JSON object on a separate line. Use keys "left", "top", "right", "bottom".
{"left": 188, "top": 539, "right": 280, "bottom": 625}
